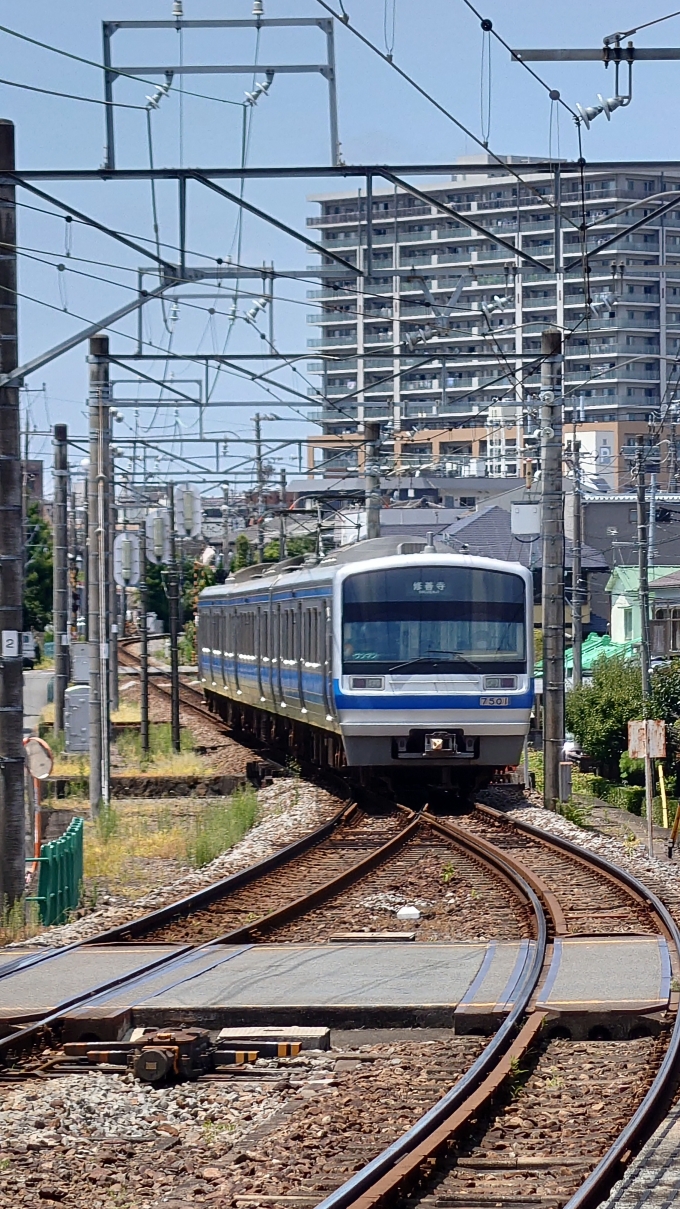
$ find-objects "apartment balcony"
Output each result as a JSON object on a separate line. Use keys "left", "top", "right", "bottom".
{"left": 307, "top": 311, "right": 357, "bottom": 324}
{"left": 307, "top": 335, "right": 357, "bottom": 347}
{"left": 322, "top": 232, "right": 358, "bottom": 248}
{"left": 307, "top": 203, "right": 432, "bottom": 227}
{"left": 307, "top": 288, "right": 358, "bottom": 300}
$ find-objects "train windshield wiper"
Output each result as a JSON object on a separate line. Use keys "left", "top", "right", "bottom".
{"left": 388, "top": 650, "right": 482, "bottom": 673}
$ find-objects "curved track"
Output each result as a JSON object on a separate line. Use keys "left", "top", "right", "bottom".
{"left": 1, "top": 784, "right": 679, "bottom": 1209}
{"left": 306, "top": 807, "right": 680, "bottom": 1209}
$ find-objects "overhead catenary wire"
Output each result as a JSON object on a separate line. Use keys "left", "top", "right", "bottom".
{"left": 459, "top": 0, "right": 578, "bottom": 121}
{"left": 313, "top": 0, "right": 580, "bottom": 229}
{"left": 0, "top": 75, "right": 147, "bottom": 108}
{"left": 0, "top": 23, "right": 244, "bottom": 108}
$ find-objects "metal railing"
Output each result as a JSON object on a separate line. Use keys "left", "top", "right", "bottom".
{"left": 26, "top": 816, "right": 84, "bottom": 926}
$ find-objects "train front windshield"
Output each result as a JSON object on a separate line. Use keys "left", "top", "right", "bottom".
{"left": 342, "top": 566, "right": 526, "bottom": 675}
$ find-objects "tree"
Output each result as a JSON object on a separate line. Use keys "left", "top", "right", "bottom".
{"left": 145, "top": 561, "right": 169, "bottom": 629}
{"left": 566, "top": 655, "right": 642, "bottom": 777}
{"left": 234, "top": 533, "right": 252, "bottom": 570}
{"left": 263, "top": 535, "right": 318, "bottom": 562}
{"left": 23, "top": 501, "right": 53, "bottom": 631}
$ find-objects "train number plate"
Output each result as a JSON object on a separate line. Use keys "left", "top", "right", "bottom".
{"left": 479, "top": 695, "right": 509, "bottom": 706}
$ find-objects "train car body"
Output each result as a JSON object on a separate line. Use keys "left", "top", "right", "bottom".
{"left": 197, "top": 536, "right": 533, "bottom": 783}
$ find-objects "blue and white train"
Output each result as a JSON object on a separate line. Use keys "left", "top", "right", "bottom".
{"left": 197, "top": 536, "right": 533, "bottom": 790}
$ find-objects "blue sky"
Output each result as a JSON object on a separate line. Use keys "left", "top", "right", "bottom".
{"left": 3, "top": 0, "right": 680, "bottom": 491}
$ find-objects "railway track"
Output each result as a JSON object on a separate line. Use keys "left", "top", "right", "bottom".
{"left": 1, "top": 782, "right": 679, "bottom": 1209}
{"left": 117, "top": 641, "right": 226, "bottom": 731}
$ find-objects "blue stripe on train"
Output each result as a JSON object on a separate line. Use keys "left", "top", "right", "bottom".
{"left": 333, "top": 683, "right": 534, "bottom": 710}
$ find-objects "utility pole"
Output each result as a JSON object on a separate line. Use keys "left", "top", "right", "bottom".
{"left": 88, "top": 334, "right": 110, "bottom": 815}
{"left": 254, "top": 413, "right": 265, "bottom": 562}
{"left": 107, "top": 435, "right": 119, "bottom": 713}
{"left": 649, "top": 472, "right": 657, "bottom": 569}
{"left": 82, "top": 486, "right": 89, "bottom": 643}
{"left": 636, "top": 438, "right": 655, "bottom": 856}
{"left": 571, "top": 441, "right": 583, "bottom": 689}
{"left": 53, "top": 424, "right": 69, "bottom": 736}
{"left": 138, "top": 517, "right": 149, "bottom": 755}
{"left": 167, "top": 483, "right": 181, "bottom": 753}
{"left": 0, "top": 120, "right": 24, "bottom": 907}
{"left": 364, "top": 421, "right": 381, "bottom": 540}
{"left": 221, "top": 482, "right": 230, "bottom": 574}
{"left": 69, "top": 482, "right": 78, "bottom": 639}
{"left": 279, "top": 468, "right": 287, "bottom": 561}
{"left": 540, "top": 328, "right": 564, "bottom": 811}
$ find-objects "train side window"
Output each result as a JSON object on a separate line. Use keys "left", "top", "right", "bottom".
{"left": 260, "top": 610, "right": 269, "bottom": 658}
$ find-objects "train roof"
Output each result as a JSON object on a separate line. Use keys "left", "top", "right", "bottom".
{"left": 199, "top": 537, "right": 530, "bottom": 602}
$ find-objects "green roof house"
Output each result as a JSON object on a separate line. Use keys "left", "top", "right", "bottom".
{"left": 606, "top": 566, "right": 680, "bottom": 645}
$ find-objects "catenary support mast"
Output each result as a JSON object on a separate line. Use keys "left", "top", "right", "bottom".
{"left": 541, "top": 328, "right": 564, "bottom": 811}
{"left": 0, "top": 120, "right": 24, "bottom": 906}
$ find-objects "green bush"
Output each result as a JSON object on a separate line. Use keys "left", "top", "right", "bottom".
{"left": 608, "top": 785, "right": 645, "bottom": 815}
{"left": 650, "top": 796, "right": 679, "bottom": 827}
{"left": 589, "top": 775, "right": 613, "bottom": 801}
{"left": 566, "top": 656, "right": 643, "bottom": 777}
{"left": 233, "top": 533, "right": 252, "bottom": 571}
{"left": 619, "top": 752, "right": 645, "bottom": 785}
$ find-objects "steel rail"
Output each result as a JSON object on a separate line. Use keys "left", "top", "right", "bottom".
{"left": 314, "top": 828, "right": 548, "bottom": 1209}
{"left": 90, "top": 797, "right": 358, "bottom": 944}
{"left": 480, "top": 805, "right": 680, "bottom": 1209}
{"left": 0, "top": 794, "right": 357, "bottom": 1056}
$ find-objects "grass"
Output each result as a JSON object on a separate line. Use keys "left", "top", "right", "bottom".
{"left": 111, "top": 701, "right": 141, "bottom": 723}
{"left": 0, "top": 897, "right": 42, "bottom": 946}
{"left": 82, "top": 786, "right": 258, "bottom": 901}
{"left": 185, "top": 786, "right": 259, "bottom": 868}
{"left": 42, "top": 724, "right": 211, "bottom": 782}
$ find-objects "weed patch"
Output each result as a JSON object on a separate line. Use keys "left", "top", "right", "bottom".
{"left": 186, "top": 786, "right": 259, "bottom": 868}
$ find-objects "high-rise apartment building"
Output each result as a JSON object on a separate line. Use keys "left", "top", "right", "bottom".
{"left": 306, "top": 156, "right": 680, "bottom": 490}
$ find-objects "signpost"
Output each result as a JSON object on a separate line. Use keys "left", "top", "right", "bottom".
{"left": 628, "top": 720, "right": 666, "bottom": 856}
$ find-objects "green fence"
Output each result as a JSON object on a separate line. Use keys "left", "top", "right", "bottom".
{"left": 26, "top": 817, "right": 83, "bottom": 926}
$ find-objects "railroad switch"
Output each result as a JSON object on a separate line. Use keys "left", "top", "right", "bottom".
{"left": 60, "top": 1030, "right": 302, "bottom": 1083}
{"left": 132, "top": 1029, "right": 214, "bottom": 1084}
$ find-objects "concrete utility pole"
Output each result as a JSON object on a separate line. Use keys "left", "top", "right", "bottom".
{"left": 364, "top": 422, "right": 381, "bottom": 540}
{"left": 107, "top": 436, "right": 118, "bottom": 713}
{"left": 279, "top": 468, "right": 287, "bottom": 561}
{"left": 138, "top": 518, "right": 149, "bottom": 755}
{"left": 571, "top": 441, "right": 583, "bottom": 689}
{"left": 88, "top": 335, "right": 110, "bottom": 814}
{"left": 0, "top": 121, "right": 24, "bottom": 907}
{"left": 636, "top": 438, "right": 655, "bottom": 856}
{"left": 254, "top": 414, "right": 265, "bottom": 562}
{"left": 221, "top": 482, "right": 230, "bottom": 573}
{"left": 540, "top": 328, "right": 564, "bottom": 812}
{"left": 167, "top": 483, "right": 181, "bottom": 754}
{"left": 649, "top": 472, "right": 657, "bottom": 569}
{"left": 53, "top": 424, "right": 69, "bottom": 735}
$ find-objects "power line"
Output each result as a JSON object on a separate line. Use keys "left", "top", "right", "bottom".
{"left": 0, "top": 75, "right": 146, "bottom": 109}
{"left": 459, "top": 0, "right": 578, "bottom": 120}
{"left": 313, "top": 0, "right": 578, "bottom": 227}
{"left": 0, "top": 24, "right": 244, "bottom": 108}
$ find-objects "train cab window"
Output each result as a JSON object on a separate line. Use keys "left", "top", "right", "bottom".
{"left": 342, "top": 566, "right": 526, "bottom": 675}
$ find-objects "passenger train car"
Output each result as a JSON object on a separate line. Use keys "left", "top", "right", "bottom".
{"left": 197, "top": 536, "right": 533, "bottom": 789}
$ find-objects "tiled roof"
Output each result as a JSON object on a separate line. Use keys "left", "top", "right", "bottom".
{"left": 440, "top": 506, "right": 608, "bottom": 571}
